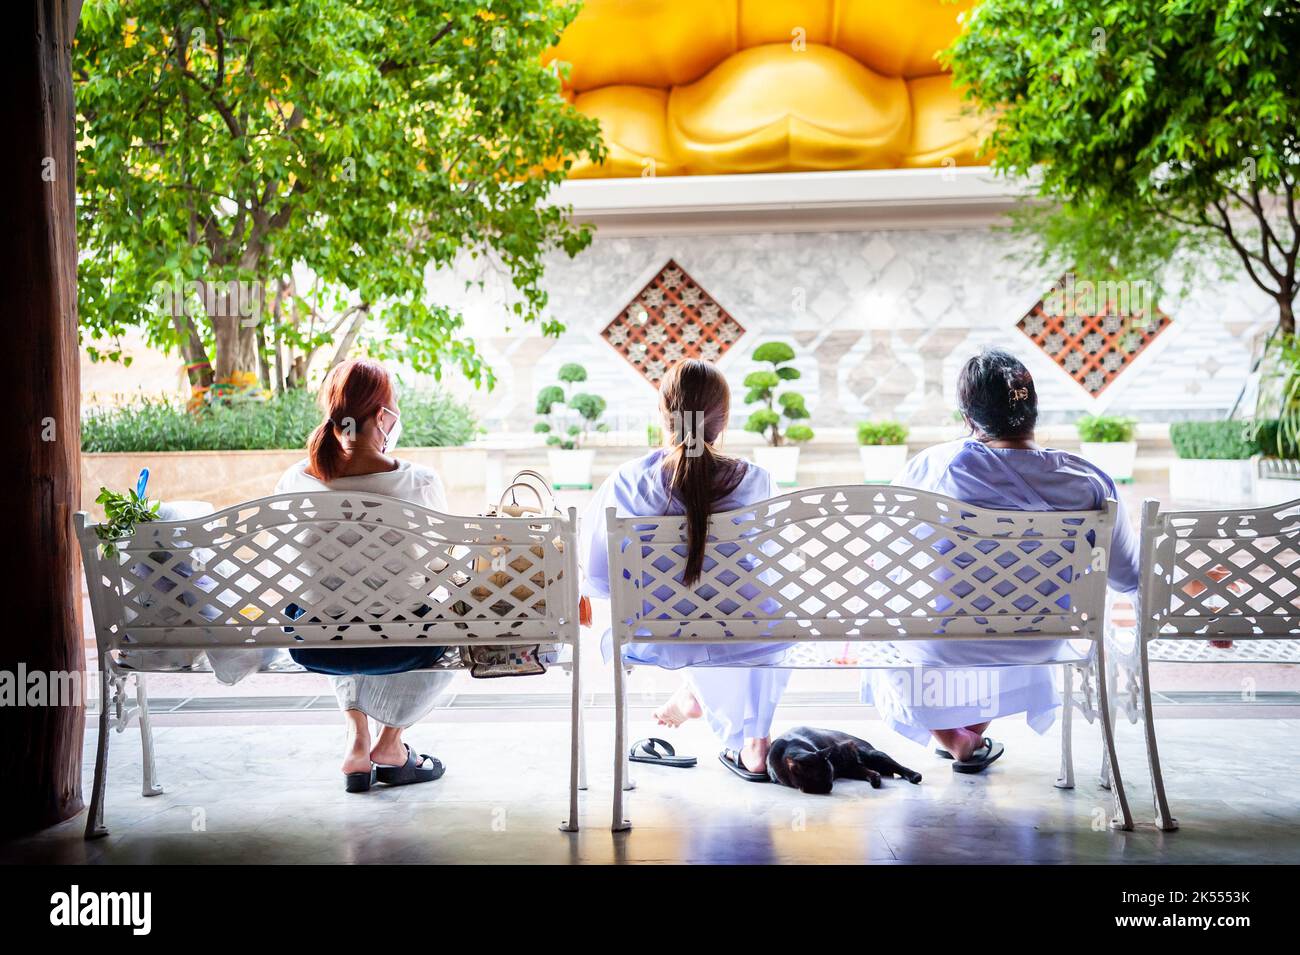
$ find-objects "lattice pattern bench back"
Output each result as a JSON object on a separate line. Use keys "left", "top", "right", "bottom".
{"left": 606, "top": 485, "right": 1114, "bottom": 643}
{"left": 1141, "top": 498, "right": 1300, "bottom": 641}
{"left": 77, "top": 492, "right": 578, "bottom": 651}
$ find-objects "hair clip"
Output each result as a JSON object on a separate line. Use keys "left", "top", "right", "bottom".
{"left": 1010, "top": 387, "right": 1029, "bottom": 403}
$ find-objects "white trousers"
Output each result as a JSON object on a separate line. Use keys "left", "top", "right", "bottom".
{"left": 686, "top": 666, "right": 792, "bottom": 750}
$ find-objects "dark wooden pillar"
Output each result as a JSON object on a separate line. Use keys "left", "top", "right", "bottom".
{"left": 0, "top": 0, "right": 84, "bottom": 838}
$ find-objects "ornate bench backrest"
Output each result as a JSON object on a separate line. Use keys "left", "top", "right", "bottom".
{"left": 606, "top": 484, "right": 1114, "bottom": 645}
{"left": 77, "top": 492, "right": 578, "bottom": 651}
{"left": 1139, "top": 498, "right": 1300, "bottom": 641}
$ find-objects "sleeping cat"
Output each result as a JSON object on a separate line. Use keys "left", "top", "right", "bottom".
{"left": 767, "top": 727, "right": 922, "bottom": 794}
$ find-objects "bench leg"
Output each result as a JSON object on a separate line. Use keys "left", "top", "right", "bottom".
{"left": 84, "top": 659, "right": 111, "bottom": 840}
{"left": 1138, "top": 642, "right": 1178, "bottom": 832}
{"left": 136, "top": 674, "right": 163, "bottom": 798}
{"left": 611, "top": 655, "right": 631, "bottom": 831}
{"left": 1055, "top": 664, "right": 1075, "bottom": 789}
{"left": 1094, "top": 640, "right": 1134, "bottom": 831}
{"left": 1098, "top": 655, "right": 1115, "bottom": 791}
{"left": 577, "top": 684, "right": 588, "bottom": 792}
{"left": 620, "top": 667, "right": 636, "bottom": 792}
{"left": 561, "top": 633, "right": 581, "bottom": 833}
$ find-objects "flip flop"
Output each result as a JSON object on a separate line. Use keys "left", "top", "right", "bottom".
{"left": 935, "top": 748, "right": 955, "bottom": 760}
{"left": 345, "top": 765, "right": 376, "bottom": 793}
{"left": 630, "top": 737, "right": 697, "bottom": 768}
{"left": 375, "top": 743, "right": 445, "bottom": 786}
{"left": 718, "top": 748, "right": 769, "bottom": 783}
{"left": 952, "top": 738, "right": 1005, "bottom": 775}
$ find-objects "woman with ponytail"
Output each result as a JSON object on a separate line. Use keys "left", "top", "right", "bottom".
{"left": 581, "top": 359, "right": 792, "bottom": 781}
{"left": 864, "top": 347, "right": 1141, "bottom": 774}
{"left": 275, "top": 359, "right": 454, "bottom": 792}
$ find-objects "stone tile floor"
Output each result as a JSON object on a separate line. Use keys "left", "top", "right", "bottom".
{"left": 5, "top": 706, "right": 1298, "bottom": 864}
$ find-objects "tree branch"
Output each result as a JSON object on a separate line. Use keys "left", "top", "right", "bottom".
{"left": 378, "top": 21, "right": 455, "bottom": 74}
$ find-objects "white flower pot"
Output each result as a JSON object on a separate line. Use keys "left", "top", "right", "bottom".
{"left": 546, "top": 448, "right": 596, "bottom": 489}
{"left": 753, "top": 446, "right": 801, "bottom": 487}
{"left": 1079, "top": 441, "right": 1137, "bottom": 483}
{"left": 1168, "top": 458, "right": 1255, "bottom": 506}
{"left": 859, "top": 444, "right": 909, "bottom": 484}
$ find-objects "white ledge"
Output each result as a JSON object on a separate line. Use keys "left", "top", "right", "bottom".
{"left": 552, "top": 167, "right": 1032, "bottom": 235}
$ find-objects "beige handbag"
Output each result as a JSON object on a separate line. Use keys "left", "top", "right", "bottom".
{"left": 455, "top": 471, "right": 565, "bottom": 678}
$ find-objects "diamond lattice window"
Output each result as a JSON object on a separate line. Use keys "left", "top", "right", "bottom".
{"left": 601, "top": 260, "right": 745, "bottom": 387}
{"left": 1017, "top": 277, "right": 1172, "bottom": 397}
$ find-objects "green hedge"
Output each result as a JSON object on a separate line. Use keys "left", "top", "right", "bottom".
{"left": 82, "top": 388, "right": 477, "bottom": 453}
{"left": 1168, "top": 420, "right": 1259, "bottom": 460}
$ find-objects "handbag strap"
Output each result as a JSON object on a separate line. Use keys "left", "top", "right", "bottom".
{"left": 510, "top": 468, "right": 555, "bottom": 512}
{"left": 497, "top": 481, "right": 545, "bottom": 515}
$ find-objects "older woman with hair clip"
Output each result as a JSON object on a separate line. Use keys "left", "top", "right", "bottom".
{"left": 863, "top": 347, "right": 1141, "bottom": 774}
{"left": 580, "top": 359, "right": 791, "bottom": 782}
{"left": 276, "top": 358, "right": 453, "bottom": 793}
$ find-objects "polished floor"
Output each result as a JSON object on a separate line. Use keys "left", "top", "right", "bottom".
{"left": 4, "top": 701, "right": 1298, "bottom": 864}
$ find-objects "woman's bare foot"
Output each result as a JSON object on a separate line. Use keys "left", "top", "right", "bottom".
{"left": 653, "top": 684, "right": 703, "bottom": 727}
{"left": 932, "top": 726, "right": 985, "bottom": 762}
{"left": 370, "top": 725, "right": 409, "bottom": 767}
{"left": 341, "top": 709, "right": 373, "bottom": 775}
{"left": 739, "top": 737, "right": 770, "bottom": 773}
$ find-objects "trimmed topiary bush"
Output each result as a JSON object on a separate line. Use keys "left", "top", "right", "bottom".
{"left": 742, "top": 341, "right": 814, "bottom": 446}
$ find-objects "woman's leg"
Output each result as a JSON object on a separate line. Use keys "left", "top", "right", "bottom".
{"left": 688, "top": 667, "right": 792, "bottom": 772}
{"left": 341, "top": 708, "right": 373, "bottom": 775}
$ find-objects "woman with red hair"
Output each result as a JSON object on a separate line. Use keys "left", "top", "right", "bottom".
{"left": 275, "top": 358, "right": 452, "bottom": 793}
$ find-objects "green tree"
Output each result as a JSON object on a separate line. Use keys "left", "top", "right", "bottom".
{"left": 75, "top": 0, "right": 605, "bottom": 393}
{"left": 945, "top": 0, "right": 1300, "bottom": 334}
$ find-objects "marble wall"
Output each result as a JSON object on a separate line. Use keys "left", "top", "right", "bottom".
{"left": 430, "top": 226, "right": 1279, "bottom": 433}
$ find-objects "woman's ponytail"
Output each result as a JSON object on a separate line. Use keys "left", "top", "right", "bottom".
{"left": 658, "top": 360, "right": 742, "bottom": 587}
{"left": 306, "top": 418, "right": 347, "bottom": 482}
{"left": 305, "top": 359, "right": 396, "bottom": 482}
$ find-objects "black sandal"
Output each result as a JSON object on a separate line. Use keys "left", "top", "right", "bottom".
{"left": 345, "top": 765, "right": 377, "bottom": 793}
{"left": 952, "top": 738, "right": 1005, "bottom": 775}
{"left": 630, "top": 738, "right": 697, "bottom": 768}
{"left": 375, "top": 744, "right": 445, "bottom": 786}
{"left": 718, "top": 748, "right": 769, "bottom": 783}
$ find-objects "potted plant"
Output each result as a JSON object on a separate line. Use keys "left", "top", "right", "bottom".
{"left": 857, "top": 420, "right": 909, "bottom": 483}
{"left": 1076, "top": 415, "right": 1138, "bottom": 483}
{"left": 535, "top": 363, "right": 608, "bottom": 489}
{"left": 1248, "top": 418, "right": 1300, "bottom": 505}
{"left": 743, "top": 342, "right": 813, "bottom": 486}
{"left": 1167, "top": 420, "right": 1259, "bottom": 505}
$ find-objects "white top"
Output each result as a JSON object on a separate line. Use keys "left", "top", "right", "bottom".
{"left": 274, "top": 457, "right": 448, "bottom": 511}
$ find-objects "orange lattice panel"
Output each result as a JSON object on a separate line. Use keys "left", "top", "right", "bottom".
{"left": 601, "top": 260, "right": 745, "bottom": 387}
{"left": 1017, "top": 280, "right": 1171, "bottom": 397}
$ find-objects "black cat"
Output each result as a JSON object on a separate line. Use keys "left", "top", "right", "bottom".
{"left": 767, "top": 727, "right": 923, "bottom": 794}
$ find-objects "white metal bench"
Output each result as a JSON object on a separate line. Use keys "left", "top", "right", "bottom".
{"left": 605, "top": 484, "right": 1133, "bottom": 831}
{"left": 75, "top": 491, "right": 584, "bottom": 837}
{"left": 1112, "top": 496, "right": 1300, "bottom": 831}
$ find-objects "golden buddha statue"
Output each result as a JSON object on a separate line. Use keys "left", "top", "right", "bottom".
{"left": 547, "top": 0, "right": 985, "bottom": 178}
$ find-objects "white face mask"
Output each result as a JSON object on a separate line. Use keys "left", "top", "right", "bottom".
{"left": 378, "top": 407, "right": 402, "bottom": 453}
